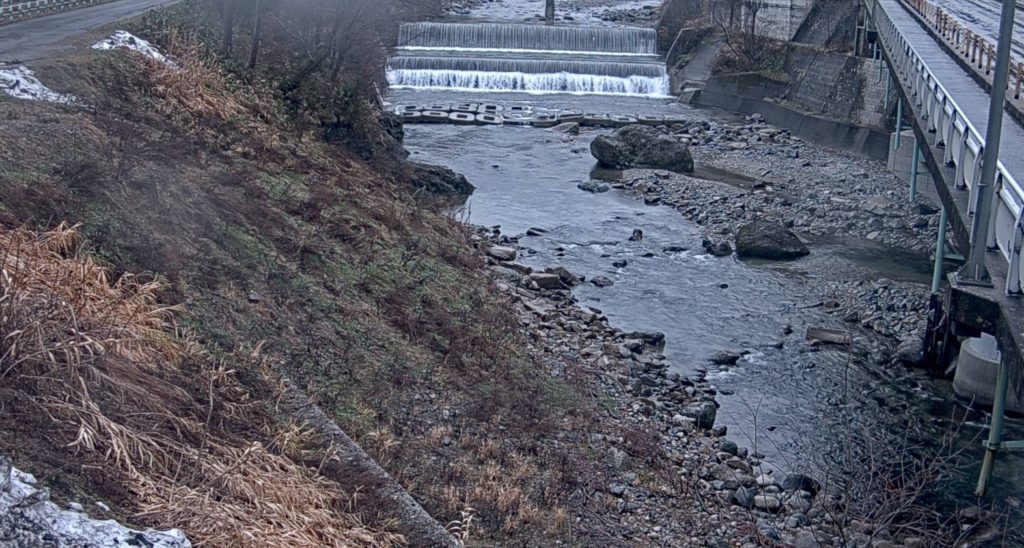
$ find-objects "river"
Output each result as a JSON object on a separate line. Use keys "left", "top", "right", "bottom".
{"left": 394, "top": 89, "right": 1024, "bottom": 534}
{"left": 389, "top": 0, "right": 1023, "bottom": 536}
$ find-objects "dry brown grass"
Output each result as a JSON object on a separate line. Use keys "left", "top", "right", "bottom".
{"left": 0, "top": 224, "right": 403, "bottom": 547}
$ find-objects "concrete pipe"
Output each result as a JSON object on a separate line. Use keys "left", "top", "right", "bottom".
{"left": 637, "top": 114, "right": 665, "bottom": 126}
{"left": 477, "top": 104, "right": 503, "bottom": 114}
{"left": 475, "top": 113, "right": 503, "bottom": 125}
{"left": 581, "top": 115, "right": 611, "bottom": 127}
{"left": 531, "top": 115, "right": 560, "bottom": 128}
{"left": 448, "top": 112, "right": 478, "bottom": 125}
{"left": 502, "top": 114, "right": 533, "bottom": 126}
{"left": 953, "top": 334, "right": 1023, "bottom": 413}
{"left": 452, "top": 102, "right": 479, "bottom": 113}
{"left": 401, "top": 111, "right": 423, "bottom": 122}
{"left": 420, "top": 111, "right": 450, "bottom": 123}
{"left": 609, "top": 115, "right": 639, "bottom": 128}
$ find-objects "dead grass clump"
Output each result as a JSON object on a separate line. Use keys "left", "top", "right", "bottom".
{"left": 0, "top": 224, "right": 403, "bottom": 547}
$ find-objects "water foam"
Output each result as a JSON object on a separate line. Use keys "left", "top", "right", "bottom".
{"left": 387, "top": 69, "right": 670, "bottom": 97}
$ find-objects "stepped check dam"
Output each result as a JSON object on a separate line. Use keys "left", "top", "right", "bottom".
{"left": 387, "top": 22, "right": 671, "bottom": 96}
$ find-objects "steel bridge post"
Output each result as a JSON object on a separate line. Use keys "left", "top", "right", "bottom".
{"left": 975, "top": 355, "right": 1009, "bottom": 497}
{"left": 895, "top": 97, "right": 903, "bottom": 149}
{"left": 958, "top": 0, "right": 1016, "bottom": 286}
{"left": 910, "top": 140, "right": 920, "bottom": 202}
{"left": 932, "top": 207, "right": 947, "bottom": 292}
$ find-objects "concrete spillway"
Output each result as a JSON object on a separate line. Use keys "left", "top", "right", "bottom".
{"left": 387, "top": 22, "right": 670, "bottom": 97}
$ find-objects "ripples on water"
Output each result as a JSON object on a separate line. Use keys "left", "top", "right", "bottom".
{"left": 402, "top": 117, "right": 1024, "bottom": 527}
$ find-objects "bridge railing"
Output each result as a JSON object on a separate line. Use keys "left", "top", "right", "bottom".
{"left": 869, "top": 0, "right": 1024, "bottom": 295}
{"left": 902, "top": 0, "right": 1024, "bottom": 101}
{"left": 0, "top": 0, "right": 108, "bottom": 23}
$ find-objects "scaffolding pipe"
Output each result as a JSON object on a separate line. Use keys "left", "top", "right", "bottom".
{"left": 976, "top": 357, "right": 1009, "bottom": 496}
{"left": 910, "top": 140, "right": 920, "bottom": 202}
{"left": 896, "top": 98, "right": 903, "bottom": 149}
{"left": 932, "top": 207, "right": 947, "bottom": 292}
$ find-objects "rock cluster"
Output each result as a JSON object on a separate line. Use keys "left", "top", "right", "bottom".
{"left": 473, "top": 227, "right": 934, "bottom": 547}
{"left": 592, "top": 114, "right": 938, "bottom": 345}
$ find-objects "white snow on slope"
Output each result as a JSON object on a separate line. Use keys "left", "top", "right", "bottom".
{"left": 1, "top": 457, "right": 191, "bottom": 547}
{"left": 0, "top": 66, "right": 77, "bottom": 104}
{"left": 93, "top": 30, "right": 173, "bottom": 66}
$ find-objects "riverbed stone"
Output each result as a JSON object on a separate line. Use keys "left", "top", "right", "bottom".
{"left": 529, "top": 272, "right": 564, "bottom": 289}
{"left": 408, "top": 162, "right": 475, "bottom": 197}
{"left": 590, "top": 125, "right": 695, "bottom": 173}
{"left": 735, "top": 221, "right": 810, "bottom": 260}
{"left": 552, "top": 122, "right": 580, "bottom": 134}
{"left": 488, "top": 245, "right": 517, "bottom": 261}
{"left": 578, "top": 180, "right": 610, "bottom": 193}
{"left": 731, "top": 486, "right": 757, "bottom": 508}
{"left": 781, "top": 473, "right": 821, "bottom": 496}
{"left": 591, "top": 275, "right": 614, "bottom": 287}
{"left": 702, "top": 238, "right": 733, "bottom": 257}
{"left": 679, "top": 401, "right": 716, "bottom": 429}
{"left": 754, "top": 494, "right": 782, "bottom": 512}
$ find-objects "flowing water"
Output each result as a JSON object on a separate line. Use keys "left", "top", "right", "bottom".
{"left": 399, "top": 114, "right": 1024, "bottom": 530}
{"left": 388, "top": 22, "right": 669, "bottom": 96}
{"left": 390, "top": 0, "right": 1023, "bottom": 532}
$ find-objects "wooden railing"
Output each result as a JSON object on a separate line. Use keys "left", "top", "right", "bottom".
{"left": 903, "top": 0, "right": 1024, "bottom": 100}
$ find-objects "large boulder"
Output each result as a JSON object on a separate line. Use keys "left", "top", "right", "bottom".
{"left": 590, "top": 125, "right": 694, "bottom": 173}
{"left": 734, "top": 221, "right": 809, "bottom": 260}
{"left": 408, "top": 162, "right": 474, "bottom": 198}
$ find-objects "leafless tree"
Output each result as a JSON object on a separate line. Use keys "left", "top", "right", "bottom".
{"left": 711, "top": 0, "right": 767, "bottom": 65}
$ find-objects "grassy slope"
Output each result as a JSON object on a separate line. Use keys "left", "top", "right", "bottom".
{"left": 0, "top": 23, "right": 602, "bottom": 545}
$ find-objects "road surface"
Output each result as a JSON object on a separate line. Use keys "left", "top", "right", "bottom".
{"left": 0, "top": 0, "right": 178, "bottom": 63}
{"left": 930, "top": 0, "right": 1024, "bottom": 60}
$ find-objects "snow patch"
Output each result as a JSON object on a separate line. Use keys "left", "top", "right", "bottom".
{"left": 93, "top": 30, "right": 173, "bottom": 66}
{"left": 0, "top": 66, "right": 77, "bottom": 104}
{"left": 0, "top": 457, "right": 190, "bottom": 547}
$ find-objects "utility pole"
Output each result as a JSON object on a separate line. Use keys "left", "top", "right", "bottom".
{"left": 545, "top": 0, "right": 554, "bottom": 22}
{"left": 958, "top": 0, "right": 1016, "bottom": 287}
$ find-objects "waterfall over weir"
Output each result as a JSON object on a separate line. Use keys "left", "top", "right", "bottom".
{"left": 387, "top": 22, "right": 670, "bottom": 97}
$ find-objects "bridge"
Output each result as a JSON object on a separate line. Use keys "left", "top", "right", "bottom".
{"left": 862, "top": 0, "right": 1024, "bottom": 495}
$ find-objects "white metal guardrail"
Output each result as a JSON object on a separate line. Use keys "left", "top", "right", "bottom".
{"left": 870, "top": 0, "right": 1024, "bottom": 294}
{"left": 0, "top": 0, "right": 106, "bottom": 22}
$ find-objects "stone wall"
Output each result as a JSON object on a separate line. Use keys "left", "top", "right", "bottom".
{"left": 0, "top": 0, "right": 112, "bottom": 23}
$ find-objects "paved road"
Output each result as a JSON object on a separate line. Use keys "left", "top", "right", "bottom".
{"left": 0, "top": 0, "right": 178, "bottom": 64}
{"left": 930, "top": 0, "right": 1024, "bottom": 60}
{"left": 882, "top": 0, "right": 1024, "bottom": 186}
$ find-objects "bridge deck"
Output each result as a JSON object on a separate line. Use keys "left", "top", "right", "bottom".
{"left": 879, "top": 0, "right": 1024, "bottom": 177}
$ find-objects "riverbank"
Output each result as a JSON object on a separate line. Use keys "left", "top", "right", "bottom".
{"left": 583, "top": 114, "right": 939, "bottom": 355}
{"left": 478, "top": 223, "right": 948, "bottom": 547}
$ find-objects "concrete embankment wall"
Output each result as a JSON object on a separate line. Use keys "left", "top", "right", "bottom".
{"left": 696, "top": 69, "right": 891, "bottom": 159}
{"left": 693, "top": 42, "right": 892, "bottom": 158}
{"left": 0, "top": 0, "right": 112, "bottom": 23}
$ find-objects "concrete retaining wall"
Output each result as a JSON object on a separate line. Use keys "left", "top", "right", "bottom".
{"left": 696, "top": 72, "right": 892, "bottom": 158}
{"left": 755, "top": 0, "right": 816, "bottom": 41}
{"left": 0, "top": 0, "right": 113, "bottom": 23}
